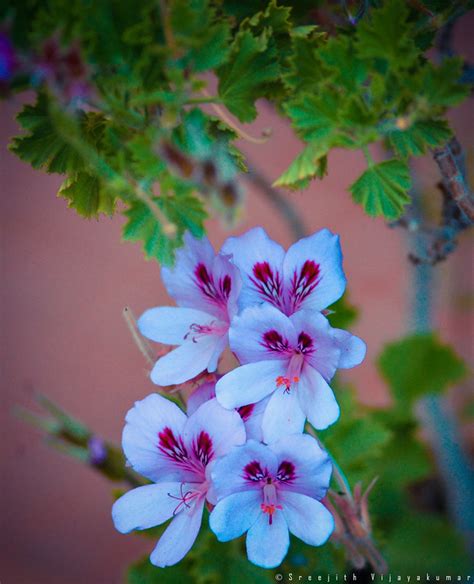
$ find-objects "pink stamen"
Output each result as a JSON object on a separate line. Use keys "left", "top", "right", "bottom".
{"left": 184, "top": 320, "right": 228, "bottom": 342}
{"left": 275, "top": 352, "right": 304, "bottom": 392}
{"left": 261, "top": 481, "right": 282, "bottom": 525}
{"left": 167, "top": 483, "right": 202, "bottom": 516}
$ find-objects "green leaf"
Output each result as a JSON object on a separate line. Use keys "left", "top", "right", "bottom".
{"left": 283, "top": 34, "right": 325, "bottom": 94}
{"left": 356, "top": 0, "right": 418, "bottom": 68}
{"left": 58, "top": 172, "right": 115, "bottom": 218}
{"left": 217, "top": 29, "right": 280, "bottom": 122}
{"left": 274, "top": 141, "right": 328, "bottom": 189}
{"left": 326, "top": 294, "right": 358, "bottom": 330}
{"left": 284, "top": 93, "right": 341, "bottom": 143}
{"left": 170, "top": 0, "right": 231, "bottom": 72}
{"left": 9, "top": 94, "right": 107, "bottom": 174}
{"left": 349, "top": 159, "right": 411, "bottom": 220}
{"left": 421, "top": 57, "right": 469, "bottom": 108}
{"left": 319, "top": 36, "right": 367, "bottom": 92}
{"left": 122, "top": 189, "right": 206, "bottom": 265}
{"left": 127, "top": 556, "right": 192, "bottom": 584}
{"left": 122, "top": 198, "right": 178, "bottom": 265}
{"left": 378, "top": 333, "right": 467, "bottom": 406}
{"left": 388, "top": 119, "right": 452, "bottom": 158}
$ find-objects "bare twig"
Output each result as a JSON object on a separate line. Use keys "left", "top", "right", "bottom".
{"left": 432, "top": 137, "right": 474, "bottom": 222}
{"left": 122, "top": 307, "right": 155, "bottom": 366}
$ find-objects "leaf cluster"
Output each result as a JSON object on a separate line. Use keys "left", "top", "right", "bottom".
{"left": 5, "top": 0, "right": 471, "bottom": 263}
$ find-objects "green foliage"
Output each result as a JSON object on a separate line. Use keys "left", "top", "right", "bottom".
{"left": 58, "top": 172, "right": 115, "bottom": 217}
{"left": 388, "top": 120, "right": 452, "bottom": 159}
{"left": 378, "top": 333, "right": 467, "bottom": 407}
{"left": 217, "top": 29, "right": 280, "bottom": 122}
{"left": 349, "top": 159, "right": 411, "bottom": 220}
{"left": 5, "top": 0, "right": 471, "bottom": 253}
{"left": 327, "top": 294, "right": 358, "bottom": 330}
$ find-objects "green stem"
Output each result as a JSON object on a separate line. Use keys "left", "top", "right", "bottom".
{"left": 362, "top": 144, "right": 374, "bottom": 167}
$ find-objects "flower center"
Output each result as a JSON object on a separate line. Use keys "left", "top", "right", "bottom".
{"left": 261, "top": 480, "right": 282, "bottom": 525}
{"left": 167, "top": 482, "right": 205, "bottom": 516}
{"left": 275, "top": 352, "right": 304, "bottom": 392}
{"left": 184, "top": 320, "right": 228, "bottom": 342}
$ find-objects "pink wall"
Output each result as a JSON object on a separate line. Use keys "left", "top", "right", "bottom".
{"left": 1, "top": 35, "right": 472, "bottom": 583}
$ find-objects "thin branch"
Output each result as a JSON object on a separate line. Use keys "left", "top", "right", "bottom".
{"left": 122, "top": 307, "right": 155, "bottom": 366}
{"left": 202, "top": 89, "right": 272, "bottom": 145}
{"left": 432, "top": 137, "right": 474, "bottom": 222}
{"left": 133, "top": 180, "right": 177, "bottom": 237}
{"left": 244, "top": 162, "right": 308, "bottom": 240}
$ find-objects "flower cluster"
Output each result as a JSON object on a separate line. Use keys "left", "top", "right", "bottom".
{"left": 112, "top": 228, "right": 366, "bottom": 569}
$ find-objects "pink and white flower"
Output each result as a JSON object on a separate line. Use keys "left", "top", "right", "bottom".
{"left": 216, "top": 304, "right": 366, "bottom": 442}
{"left": 112, "top": 393, "right": 245, "bottom": 567}
{"left": 138, "top": 233, "right": 241, "bottom": 386}
{"left": 209, "top": 435, "right": 334, "bottom": 569}
{"left": 222, "top": 227, "right": 346, "bottom": 315}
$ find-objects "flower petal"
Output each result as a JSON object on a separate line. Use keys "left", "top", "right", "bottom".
{"left": 211, "top": 440, "right": 278, "bottom": 500}
{"left": 122, "top": 393, "right": 187, "bottom": 482}
{"left": 183, "top": 398, "right": 246, "bottom": 459}
{"left": 162, "top": 233, "right": 239, "bottom": 320}
{"left": 137, "top": 306, "right": 213, "bottom": 345}
{"left": 269, "top": 434, "right": 332, "bottom": 500}
{"left": 246, "top": 509, "right": 290, "bottom": 568}
{"left": 112, "top": 483, "right": 181, "bottom": 533}
{"left": 298, "top": 366, "right": 340, "bottom": 430}
{"left": 261, "top": 386, "right": 306, "bottom": 444}
{"left": 186, "top": 381, "right": 216, "bottom": 415}
{"left": 222, "top": 227, "right": 286, "bottom": 311}
{"left": 280, "top": 492, "right": 334, "bottom": 546}
{"left": 229, "top": 304, "right": 296, "bottom": 364}
{"left": 290, "top": 311, "right": 341, "bottom": 381}
{"left": 151, "top": 333, "right": 223, "bottom": 386}
{"left": 283, "top": 229, "right": 346, "bottom": 313}
{"left": 241, "top": 396, "right": 270, "bottom": 442}
{"left": 210, "top": 491, "right": 261, "bottom": 542}
{"left": 333, "top": 329, "right": 367, "bottom": 368}
{"left": 162, "top": 233, "right": 215, "bottom": 309}
{"left": 216, "top": 360, "right": 285, "bottom": 409}
{"left": 150, "top": 496, "right": 205, "bottom": 567}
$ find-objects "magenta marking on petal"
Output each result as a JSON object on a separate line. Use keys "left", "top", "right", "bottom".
{"left": 276, "top": 460, "right": 296, "bottom": 483}
{"left": 158, "top": 427, "right": 189, "bottom": 463}
{"left": 194, "top": 263, "right": 232, "bottom": 307}
{"left": 261, "top": 329, "right": 290, "bottom": 353}
{"left": 243, "top": 460, "right": 269, "bottom": 482}
{"left": 297, "top": 331, "right": 314, "bottom": 354}
{"left": 192, "top": 431, "right": 214, "bottom": 466}
{"left": 238, "top": 403, "right": 255, "bottom": 422}
{"left": 290, "top": 260, "right": 321, "bottom": 310}
{"left": 250, "top": 262, "right": 284, "bottom": 308}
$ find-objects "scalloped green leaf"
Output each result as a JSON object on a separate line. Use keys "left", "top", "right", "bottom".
{"left": 217, "top": 29, "right": 280, "bottom": 122}
{"left": 388, "top": 119, "right": 452, "bottom": 158}
{"left": 349, "top": 159, "right": 411, "bottom": 220}
{"left": 58, "top": 172, "right": 115, "bottom": 218}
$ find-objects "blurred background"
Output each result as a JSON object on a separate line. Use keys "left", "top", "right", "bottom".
{"left": 1, "top": 17, "right": 473, "bottom": 581}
